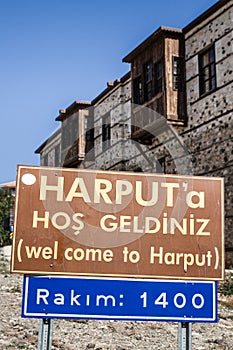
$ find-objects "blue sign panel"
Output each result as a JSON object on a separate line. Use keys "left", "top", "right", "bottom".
{"left": 22, "top": 276, "right": 217, "bottom": 322}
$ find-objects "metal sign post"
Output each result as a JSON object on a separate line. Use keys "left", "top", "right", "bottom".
{"left": 178, "top": 322, "right": 192, "bottom": 350}
{"left": 13, "top": 166, "right": 222, "bottom": 349}
{"left": 38, "top": 319, "right": 53, "bottom": 350}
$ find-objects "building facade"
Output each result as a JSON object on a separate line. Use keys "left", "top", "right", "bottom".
{"left": 36, "top": 0, "right": 233, "bottom": 266}
{"left": 183, "top": 0, "right": 233, "bottom": 265}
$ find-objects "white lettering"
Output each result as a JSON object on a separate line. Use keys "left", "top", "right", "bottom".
{"left": 161, "top": 182, "right": 179, "bottom": 207}
{"left": 51, "top": 211, "right": 70, "bottom": 230}
{"left": 70, "top": 290, "right": 81, "bottom": 306}
{"left": 119, "top": 215, "right": 131, "bottom": 232}
{"left": 94, "top": 179, "right": 112, "bottom": 203}
{"left": 135, "top": 181, "right": 158, "bottom": 206}
{"left": 100, "top": 214, "right": 117, "bottom": 232}
{"left": 196, "top": 219, "right": 210, "bottom": 236}
{"left": 40, "top": 176, "right": 64, "bottom": 201}
{"left": 96, "top": 295, "right": 116, "bottom": 307}
{"left": 32, "top": 210, "right": 49, "bottom": 228}
{"left": 72, "top": 213, "right": 85, "bottom": 235}
{"left": 150, "top": 246, "right": 213, "bottom": 271}
{"left": 145, "top": 217, "right": 160, "bottom": 233}
{"left": 65, "top": 178, "right": 91, "bottom": 203}
{"left": 54, "top": 293, "right": 65, "bottom": 305}
{"left": 186, "top": 191, "right": 205, "bottom": 208}
{"left": 116, "top": 180, "right": 133, "bottom": 204}
{"left": 36, "top": 289, "right": 49, "bottom": 305}
{"left": 64, "top": 247, "right": 113, "bottom": 262}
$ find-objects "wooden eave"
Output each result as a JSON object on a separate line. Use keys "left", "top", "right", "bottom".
{"left": 122, "top": 26, "right": 182, "bottom": 63}
{"left": 55, "top": 101, "right": 91, "bottom": 122}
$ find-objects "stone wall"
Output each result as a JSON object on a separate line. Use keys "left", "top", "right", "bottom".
{"left": 86, "top": 77, "right": 133, "bottom": 171}
{"left": 183, "top": 0, "right": 233, "bottom": 266}
{"left": 35, "top": 0, "right": 233, "bottom": 267}
{"left": 105, "top": 1, "right": 233, "bottom": 265}
{"left": 39, "top": 129, "right": 61, "bottom": 167}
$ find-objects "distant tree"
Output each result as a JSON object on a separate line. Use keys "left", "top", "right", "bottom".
{"left": 0, "top": 188, "right": 14, "bottom": 246}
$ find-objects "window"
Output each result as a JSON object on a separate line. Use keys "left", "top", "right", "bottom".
{"left": 144, "top": 62, "right": 153, "bottom": 101}
{"left": 157, "top": 157, "right": 166, "bottom": 173}
{"left": 173, "top": 56, "right": 183, "bottom": 90}
{"left": 154, "top": 60, "right": 163, "bottom": 94}
{"left": 55, "top": 145, "right": 60, "bottom": 166}
{"left": 133, "top": 76, "right": 142, "bottom": 104}
{"left": 43, "top": 153, "right": 48, "bottom": 166}
{"left": 85, "top": 116, "right": 94, "bottom": 159}
{"left": 102, "top": 114, "right": 111, "bottom": 150}
{"left": 62, "top": 115, "right": 78, "bottom": 150}
{"left": 199, "top": 46, "right": 216, "bottom": 96}
{"left": 85, "top": 114, "right": 94, "bottom": 143}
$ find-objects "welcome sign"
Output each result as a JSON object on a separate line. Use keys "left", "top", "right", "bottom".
{"left": 11, "top": 165, "right": 224, "bottom": 280}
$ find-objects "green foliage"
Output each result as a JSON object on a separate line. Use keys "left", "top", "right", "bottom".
{"left": 0, "top": 188, "right": 14, "bottom": 247}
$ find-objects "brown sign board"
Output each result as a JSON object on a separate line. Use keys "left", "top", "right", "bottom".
{"left": 11, "top": 165, "right": 225, "bottom": 280}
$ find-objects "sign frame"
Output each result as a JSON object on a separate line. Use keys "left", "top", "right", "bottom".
{"left": 22, "top": 275, "right": 218, "bottom": 323}
{"left": 11, "top": 165, "right": 225, "bottom": 280}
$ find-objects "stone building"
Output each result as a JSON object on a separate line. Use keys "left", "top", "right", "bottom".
{"left": 35, "top": 0, "right": 233, "bottom": 265}
{"left": 182, "top": 0, "right": 233, "bottom": 265}
{"left": 35, "top": 128, "right": 61, "bottom": 167}
{"left": 85, "top": 72, "right": 132, "bottom": 171}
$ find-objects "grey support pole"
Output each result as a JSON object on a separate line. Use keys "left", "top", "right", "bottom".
{"left": 38, "top": 319, "right": 53, "bottom": 350}
{"left": 178, "top": 322, "right": 192, "bottom": 350}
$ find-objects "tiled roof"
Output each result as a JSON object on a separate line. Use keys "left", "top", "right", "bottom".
{"left": 0, "top": 181, "right": 16, "bottom": 188}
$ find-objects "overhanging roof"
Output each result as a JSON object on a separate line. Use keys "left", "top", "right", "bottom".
{"left": 55, "top": 101, "right": 91, "bottom": 122}
{"left": 122, "top": 26, "right": 182, "bottom": 63}
{"left": 183, "top": 0, "right": 230, "bottom": 33}
{"left": 0, "top": 181, "right": 16, "bottom": 188}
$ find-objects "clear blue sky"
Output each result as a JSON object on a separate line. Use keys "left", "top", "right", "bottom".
{"left": 0, "top": 0, "right": 218, "bottom": 183}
